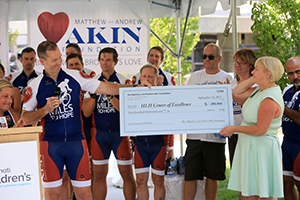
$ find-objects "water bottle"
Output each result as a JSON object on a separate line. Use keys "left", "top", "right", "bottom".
{"left": 168, "top": 157, "right": 177, "bottom": 177}
{"left": 178, "top": 156, "right": 185, "bottom": 175}
{"left": 167, "top": 165, "right": 176, "bottom": 177}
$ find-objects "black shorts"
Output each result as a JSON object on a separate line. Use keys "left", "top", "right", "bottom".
{"left": 184, "top": 139, "right": 226, "bottom": 181}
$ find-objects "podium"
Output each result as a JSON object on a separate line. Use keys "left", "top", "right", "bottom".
{"left": 0, "top": 126, "right": 43, "bottom": 200}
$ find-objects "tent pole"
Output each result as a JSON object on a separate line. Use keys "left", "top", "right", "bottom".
{"left": 178, "top": 0, "right": 192, "bottom": 57}
{"left": 174, "top": 0, "right": 184, "bottom": 156}
{"left": 231, "top": 0, "right": 238, "bottom": 53}
{"left": 220, "top": 9, "right": 232, "bottom": 49}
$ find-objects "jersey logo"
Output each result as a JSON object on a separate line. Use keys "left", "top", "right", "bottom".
{"left": 285, "top": 91, "right": 300, "bottom": 109}
{"left": 171, "top": 77, "right": 176, "bottom": 86}
{"left": 125, "top": 79, "right": 132, "bottom": 85}
{"left": 96, "top": 94, "right": 115, "bottom": 114}
{"left": 90, "top": 71, "right": 96, "bottom": 77}
{"left": 132, "top": 76, "right": 137, "bottom": 84}
{"left": 58, "top": 79, "right": 72, "bottom": 106}
{"left": 50, "top": 79, "right": 74, "bottom": 120}
{"left": 80, "top": 71, "right": 93, "bottom": 79}
{"left": 7, "top": 74, "right": 12, "bottom": 81}
{"left": 24, "top": 87, "right": 33, "bottom": 103}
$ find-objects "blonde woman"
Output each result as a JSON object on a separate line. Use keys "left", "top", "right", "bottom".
{"left": 0, "top": 79, "right": 24, "bottom": 127}
{"left": 220, "top": 56, "right": 284, "bottom": 199}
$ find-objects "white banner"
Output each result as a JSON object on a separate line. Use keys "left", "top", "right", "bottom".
{"left": 0, "top": 141, "right": 41, "bottom": 200}
{"left": 0, "top": 1, "right": 9, "bottom": 75}
{"left": 28, "top": 0, "right": 150, "bottom": 75}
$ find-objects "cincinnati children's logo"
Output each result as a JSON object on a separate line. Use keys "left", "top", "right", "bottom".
{"left": 0, "top": 167, "right": 32, "bottom": 188}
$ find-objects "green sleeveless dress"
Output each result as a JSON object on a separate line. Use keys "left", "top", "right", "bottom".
{"left": 228, "top": 86, "right": 284, "bottom": 198}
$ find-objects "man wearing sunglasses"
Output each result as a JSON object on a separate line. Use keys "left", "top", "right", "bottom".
{"left": 282, "top": 57, "right": 300, "bottom": 200}
{"left": 184, "top": 43, "right": 233, "bottom": 200}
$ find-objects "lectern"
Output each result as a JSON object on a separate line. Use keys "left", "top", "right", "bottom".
{"left": 0, "top": 126, "right": 43, "bottom": 200}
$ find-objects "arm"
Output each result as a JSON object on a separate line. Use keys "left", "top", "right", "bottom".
{"left": 232, "top": 96, "right": 247, "bottom": 106}
{"left": 284, "top": 106, "right": 300, "bottom": 125}
{"left": 94, "top": 81, "right": 151, "bottom": 95}
{"left": 82, "top": 97, "right": 96, "bottom": 117}
{"left": 232, "top": 77, "right": 256, "bottom": 100}
{"left": 21, "top": 96, "right": 60, "bottom": 125}
{"left": 220, "top": 98, "right": 281, "bottom": 136}
{"left": 10, "top": 87, "right": 21, "bottom": 114}
{"left": 10, "top": 111, "right": 26, "bottom": 128}
{"left": 108, "top": 96, "right": 120, "bottom": 112}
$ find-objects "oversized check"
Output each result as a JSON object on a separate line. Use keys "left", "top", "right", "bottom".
{"left": 120, "top": 85, "right": 234, "bottom": 136}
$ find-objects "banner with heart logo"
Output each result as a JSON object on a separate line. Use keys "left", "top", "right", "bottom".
{"left": 28, "top": 1, "right": 149, "bottom": 74}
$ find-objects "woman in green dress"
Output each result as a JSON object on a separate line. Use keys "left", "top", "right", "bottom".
{"left": 220, "top": 56, "right": 284, "bottom": 199}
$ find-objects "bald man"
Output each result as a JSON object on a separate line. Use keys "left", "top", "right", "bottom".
{"left": 282, "top": 57, "right": 300, "bottom": 200}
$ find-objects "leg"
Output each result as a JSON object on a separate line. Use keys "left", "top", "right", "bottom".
{"left": 241, "top": 195, "right": 259, "bottom": 200}
{"left": 44, "top": 186, "right": 62, "bottom": 200}
{"left": 61, "top": 169, "right": 72, "bottom": 200}
{"left": 152, "top": 173, "right": 165, "bottom": 200}
{"left": 73, "top": 186, "right": 93, "bottom": 200}
{"left": 183, "top": 140, "right": 204, "bottom": 200}
{"left": 93, "top": 164, "right": 109, "bottom": 200}
{"left": 184, "top": 180, "right": 197, "bottom": 200}
{"left": 118, "top": 164, "right": 136, "bottom": 200}
{"left": 167, "top": 134, "right": 174, "bottom": 158}
{"left": 241, "top": 195, "right": 276, "bottom": 200}
{"left": 294, "top": 179, "right": 300, "bottom": 200}
{"left": 205, "top": 178, "right": 218, "bottom": 200}
{"left": 136, "top": 172, "right": 149, "bottom": 200}
{"left": 283, "top": 175, "right": 298, "bottom": 200}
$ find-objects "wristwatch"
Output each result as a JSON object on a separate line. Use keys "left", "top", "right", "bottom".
{"left": 106, "top": 95, "right": 114, "bottom": 101}
{"left": 89, "top": 93, "right": 97, "bottom": 99}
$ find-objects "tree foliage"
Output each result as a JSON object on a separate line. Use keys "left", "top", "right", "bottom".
{"left": 251, "top": 0, "right": 300, "bottom": 89}
{"left": 150, "top": 15, "right": 200, "bottom": 83}
{"left": 8, "top": 28, "right": 19, "bottom": 47}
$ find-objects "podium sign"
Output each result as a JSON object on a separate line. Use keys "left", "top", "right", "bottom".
{"left": 0, "top": 126, "right": 43, "bottom": 200}
{"left": 0, "top": 141, "right": 41, "bottom": 199}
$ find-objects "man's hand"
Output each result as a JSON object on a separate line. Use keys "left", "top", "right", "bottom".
{"left": 138, "top": 81, "right": 152, "bottom": 89}
{"left": 218, "top": 78, "right": 231, "bottom": 85}
{"left": 157, "top": 75, "right": 164, "bottom": 86}
{"left": 46, "top": 96, "right": 61, "bottom": 113}
{"left": 13, "top": 117, "right": 26, "bottom": 128}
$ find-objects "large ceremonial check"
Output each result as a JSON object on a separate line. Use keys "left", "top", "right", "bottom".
{"left": 120, "top": 85, "right": 234, "bottom": 136}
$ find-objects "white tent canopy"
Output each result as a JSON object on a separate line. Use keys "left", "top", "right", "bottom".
{"left": 2, "top": 0, "right": 264, "bottom": 155}
{"left": 5, "top": 0, "right": 253, "bottom": 20}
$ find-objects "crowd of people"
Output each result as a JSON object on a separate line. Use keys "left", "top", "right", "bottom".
{"left": 1, "top": 41, "right": 300, "bottom": 200}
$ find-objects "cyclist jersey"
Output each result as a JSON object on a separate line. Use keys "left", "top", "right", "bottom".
{"left": 8, "top": 70, "right": 40, "bottom": 94}
{"left": 282, "top": 84, "right": 300, "bottom": 143}
{"left": 92, "top": 71, "right": 131, "bottom": 132}
{"left": 23, "top": 68, "right": 100, "bottom": 142}
{"left": 3, "top": 110, "right": 16, "bottom": 128}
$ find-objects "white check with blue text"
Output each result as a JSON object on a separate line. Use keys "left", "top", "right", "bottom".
{"left": 120, "top": 85, "right": 234, "bottom": 136}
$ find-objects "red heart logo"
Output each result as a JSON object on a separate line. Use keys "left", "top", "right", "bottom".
{"left": 37, "top": 12, "right": 69, "bottom": 43}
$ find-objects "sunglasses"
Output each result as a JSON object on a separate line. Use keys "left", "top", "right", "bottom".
{"left": 202, "top": 54, "right": 217, "bottom": 60}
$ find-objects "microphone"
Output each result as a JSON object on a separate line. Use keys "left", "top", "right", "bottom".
{"left": 54, "top": 87, "right": 61, "bottom": 121}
